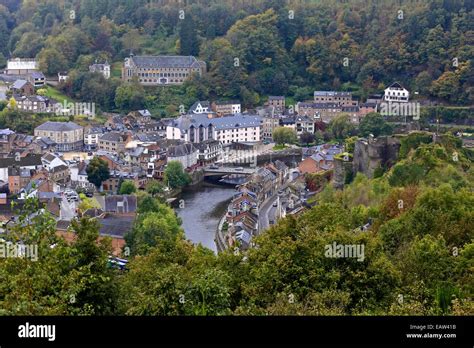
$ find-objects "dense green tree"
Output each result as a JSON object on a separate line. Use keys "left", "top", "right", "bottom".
{"left": 300, "top": 131, "right": 315, "bottom": 145}
{"left": 359, "top": 112, "right": 393, "bottom": 137}
{"left": 119, "top": 180, "right": 137, "bottom": 195}
{"left": 164, "top": 161, "right": 191, "bottom": 189}
{"left": 272, "top": 127, "right": 297, "bottom": 145}
{"left": 179, "top": 14, "right": 199, "bottom": 56}
{"left": 86, "top": 157, "right": 110, "bottom": 189}
{"left": 327, "top": 114, "right": 356, "bottom": 140}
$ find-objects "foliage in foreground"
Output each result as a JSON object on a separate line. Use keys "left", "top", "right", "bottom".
{"left": 0, "top": 137, "right": 472, "bottom": 315}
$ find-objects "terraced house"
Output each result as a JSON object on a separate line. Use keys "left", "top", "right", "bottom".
{"left": 122, "top": 54, "right": 206, "bottom": 86}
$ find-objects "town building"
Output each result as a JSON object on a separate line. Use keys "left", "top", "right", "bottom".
{"left": 295, "top": 115, "right": 315, "bottom": 135}
{"left": 313, "top": 91, "right": 357, "bottom": 106}
{"left": 0, "top": 153, "right": 42, "bottom": 184}
{"left": 6, "top": 58, "right": 38, "bottom": 75}
{"left": 189, "top": 101, "right": 211, "bottom": 114}
{"left": 122, "top": 54, "right": 206, "bottom": 86}
{"left": 194, "top": 140, "right": 222, "bottom": 165}
{"left": 13, "top": 95, "right": 57, "bottom": 113}
{"left": 384, "top": 82, "right": 409, "bottom": 103}
{"left": 268, "top": 96, "right": 285, "bottom": 112}
{"left": 167, "top": 142, "right": 198, "bottom": 169}
{"left": 89, "top": 61, "right": 111, "bottom": 79}
{"left": 166, "top": 114, "right": 262, "bottom": 144}
{"left": 10, "top": 80, "right": 35, "bottom": 95}
{"left": 298, "top": 144, "right": 343, "bottom": 174}
{"left": 98, "top": 132, "right": 130, "bottom": 154}
{"left": 34, "top": 121, "right": 84, "bottom": 152}
{"left": 262, "top": 115, "right": 280, "bottom": 141}
{"left": 58, "top": 71, "right": 69, "bottom": 82}
{"left": 28, "top": 72, "right": 45, "bottom": 87}
{"left": 211, "top": 101, "right": 241, "bottom": 116}
{"left": 84, "top": 127, "right": 105, "bottom": 147}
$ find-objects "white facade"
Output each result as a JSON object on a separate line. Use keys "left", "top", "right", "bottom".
{"left": 384, "top": 83, "right": 409, "bottom": 103}
{"left": 168, "top": 152, "right": 198, "bottom": 169}
{"left": 166, "top": 114, "right": 262, "bottom": 144}
{"left": 84, "top": 132, "right": 102, "bottom": 145}
{"left": 231, "top": 104, "right": 241, "bottom": 114}
{"left": 6, "top": 59, "right": 38, "bottom": 75}
{"left": 193, "top": 102, "right": 209, "bottom": 114}
{"left": 215, "top": 126, "right": 260, "bottom": 144}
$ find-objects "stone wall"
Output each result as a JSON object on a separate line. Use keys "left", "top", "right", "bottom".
{"left": 333, "top": 156, "right": 353, "bottom": 189}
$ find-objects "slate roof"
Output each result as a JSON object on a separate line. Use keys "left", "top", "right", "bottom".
{"left": 387, "top": 82, "right": 405, "bottom": 90}
{"left": 167, "top": 143, "right": 196, "bottom": 157}
{"left": 171, "top": 114, "right": 261, "bottom": 133}
{"left": 138, "top": 109, "right": 151, "bottom": 117}
{"left": 99, "top": 215, "right": 134, "bottom": 238}
{"left": 35, "top": 121, "right": 82, "bottom": 132}
{"left": 131, "top": 55, "right": 203, "bottom": 69}
{"left": 12, "top": 79, "right": 28, "bottom": 89}
{"left": 269, "top": 96, "right": 285, "bottom": 100}
{"left": 0, "top": 154, "right": 42, "bottom": 168}
{"left": 30, "top": 72, "right": 45, "bottom": 79}
{"left": 104, "top": 195, "right": 137, "bottom": 213}
{"left": 100, "top": 132, "right": 127, "bottom": 142}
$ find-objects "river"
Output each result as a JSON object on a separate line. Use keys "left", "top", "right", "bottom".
{"left": 173, "top": 184, "right": 236, "bottom": 252}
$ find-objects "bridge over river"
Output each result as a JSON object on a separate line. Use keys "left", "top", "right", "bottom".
{"left": 203, "top": 166, "right": 257, "bottom": 177}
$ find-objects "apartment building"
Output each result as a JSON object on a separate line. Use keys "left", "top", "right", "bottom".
{"left": 167, "top": 114, "right": 262, "bottom": 144}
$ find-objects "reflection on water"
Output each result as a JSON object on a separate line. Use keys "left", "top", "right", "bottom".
{"left": 173, "top": 185, "right": 236, "bottom": 252}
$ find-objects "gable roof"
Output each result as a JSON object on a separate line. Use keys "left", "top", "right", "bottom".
{"left": 12, "top": 79, "right": 29, "bottom": 89}
{"left": 104, "top": 195, "right": 137, "bottom": 213}
{"left": 0, "top": 153, "right": 42, "bottom": 168}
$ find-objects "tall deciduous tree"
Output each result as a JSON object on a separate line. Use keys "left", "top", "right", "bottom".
{"left": 86, "top": 157, "right": 110, "bottom": 189}
{"left": 164, "top": 161, "right": 191, "bottom": 189}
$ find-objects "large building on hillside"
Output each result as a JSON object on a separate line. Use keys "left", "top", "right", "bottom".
{"left": 6, "top": 58, "right": 38, "bottom": 75}
{"left": 384, "top": 82, "right": 410, "bottom": 103}
{"left": 122, "top": 54, "right": 206, "bottom": 86}
{"left": 166, "top": 114, "right": 262, "bottom": 144}
{"left": 313, "top": 91, "right": 357, "bottom": 106}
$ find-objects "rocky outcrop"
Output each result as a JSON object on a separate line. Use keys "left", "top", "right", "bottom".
{"left": 353, "top": 136, "right": 401, "bottom": 179}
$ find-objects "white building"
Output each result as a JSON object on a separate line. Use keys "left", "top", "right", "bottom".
{"left": 6, "top": 58, "right": 38, "bottom": 75}
{"left": 89, "top": 61, "right": 111, "bottom": 79}
{"left": 384, "top": 82, "right": 409, "bottom": 103}
{"left": 58, "top": 71, "right": 69, "bottom": 82}
{"left": 167, "top": 143, "right": 198, "bottom": 169}
{"left": 84, "top": 127, "right": 104, "bottom": 146}
{"left": 41, "top": 153, "right": 67, "bottom": 171}
{"left": 189, "top": 101, "right": 210, "bottom": 114}
{"left": 70, "top": 162, "right": 92, "bottom": 189}
{"left": 166, "top": 114, "right": 262, "bottom": 144}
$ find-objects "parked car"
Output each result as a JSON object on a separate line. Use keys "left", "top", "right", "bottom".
{"left": 273, "top": 201, "right": 278, "bottom": 207}
{"left": 209, "top": 165, "right": 219, "bottom": 169}
{"left": 235, "top": 167, "right": 244, "bottom": 171}
{"left": 85, "top": 191, "right": 93, "bottom": 198}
